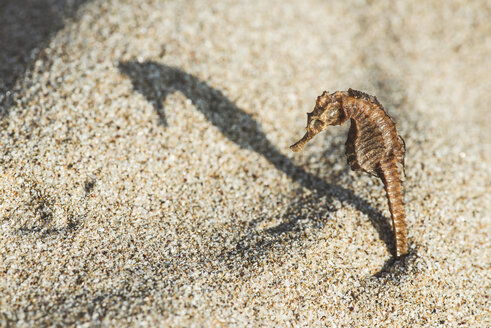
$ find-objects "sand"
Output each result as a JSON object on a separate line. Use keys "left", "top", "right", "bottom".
{"left": 1, "top": 0, "right": 490, "bottom": 326}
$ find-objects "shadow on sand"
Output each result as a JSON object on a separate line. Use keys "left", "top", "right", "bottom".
{"left": 0, "top": 0, "right": 89, "bottom": 112}
{"left": 118, "top": 60, "right": 397, "bottom": 259}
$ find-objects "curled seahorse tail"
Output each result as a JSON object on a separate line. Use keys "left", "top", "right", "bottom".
{"left": 379, "top": 159, "right": 408, "bottom": 257}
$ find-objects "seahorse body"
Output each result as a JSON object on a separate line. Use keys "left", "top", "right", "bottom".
{"left": 290, "top": 89, "right": 408, "bottom": 257}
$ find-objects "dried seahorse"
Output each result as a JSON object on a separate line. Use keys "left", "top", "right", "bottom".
{"left": 290, "top": 88, "right": 407, "bottom": 257}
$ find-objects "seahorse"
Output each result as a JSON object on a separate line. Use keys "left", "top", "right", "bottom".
{"left": 290, "top": 88, "right": 407, "bottom": 257}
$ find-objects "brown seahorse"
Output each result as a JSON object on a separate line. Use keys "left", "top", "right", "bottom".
{"left": 290, "top": 88, "right": 407, "bottom": 257}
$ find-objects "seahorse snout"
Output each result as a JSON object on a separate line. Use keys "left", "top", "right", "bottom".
{"left": 290, "top": 132, "right": 313, "bottom": 152}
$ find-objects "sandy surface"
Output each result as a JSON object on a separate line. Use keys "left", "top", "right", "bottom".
{"left": 1, "top": 0, "right": 490, "bottom": 326}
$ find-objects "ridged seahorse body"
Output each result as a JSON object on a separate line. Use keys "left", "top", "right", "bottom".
{"left": 290, "top": 89, "right": 407, "bottom": 257}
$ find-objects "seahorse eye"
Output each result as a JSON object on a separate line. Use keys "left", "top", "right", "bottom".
{"left": 311, "top": 119, "right": 323, "bottom": 130}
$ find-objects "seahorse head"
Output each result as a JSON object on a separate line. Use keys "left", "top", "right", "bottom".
{"left": 290, "top": 91, "right": 346, "bottom": 152}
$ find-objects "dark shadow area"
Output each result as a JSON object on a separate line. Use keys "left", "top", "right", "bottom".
{"left": 220, "top": 188, "right": 396, "bottom": 272}
{"left": 119, "top": 60, "right": 398, "bottom": 256}
{"left": 8, "top": 177, "right": 84, "bottom": 238}
{"left": 0, "top": 0, "right": 89, "bottom": 111}
{"left": 372, "top": 247, "right": 419, "bottom": 279}
{"left": 16, "top": 221, "right": 81, "bottom": 238}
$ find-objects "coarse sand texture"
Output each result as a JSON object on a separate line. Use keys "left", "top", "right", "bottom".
{"left": 0, "top": 0, "right": 490, "bottom": 327}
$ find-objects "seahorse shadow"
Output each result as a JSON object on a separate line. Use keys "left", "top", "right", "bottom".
{"left": 118, "top": 60, "right": 396, "bottom": 257}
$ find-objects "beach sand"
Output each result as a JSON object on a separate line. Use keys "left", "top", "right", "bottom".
{"left": 1, "top": 0, "right": 490, "bottom": 326}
